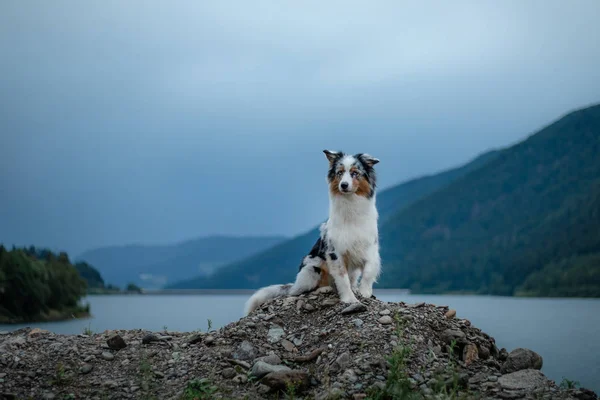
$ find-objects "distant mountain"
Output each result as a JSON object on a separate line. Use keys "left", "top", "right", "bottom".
{"left": 377, "top": 103, "right": 600, "bottom": 296}
{"left": 167, "top": 149, "right": 500, "bottom": 289}
{"left": 76, "top": 235, "right": 287, "bottom": 289}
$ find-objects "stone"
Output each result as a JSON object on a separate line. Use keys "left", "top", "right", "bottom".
{"left": 79, "top": 363, "right": 93, "bottom": 374}
{"left": 501, "top": 348, "right": 543, "bottom": 373}
{"left": 341, "top": 303, "right": 367, "bottom": 315}
{"left": 445, "top": 309, "right": 457, "bottom": 319}
{"left": 442, "top": 329, "right": 467, "bottom": 345}
{"left": 255, "top": 354, "right": 282, "bottom": 365}
{"left": 304, "top": 303, "right": 316, "bottom": 312}
{"left": 463, "top": 343, "right": 479, "bottom": 366}
{"left": 106, "top": 334, "right": 127, "bottom": 350}
{"left": 186, "top": 332, "right": 204, "bottom": 345}
{"left": 281, "top": 339, "right": 296, "bottom": 352}
{"left": 498, "top": 369, "right": 548, "bottom": 391}
{"left": 28, "top": 328, "right": 50, "bottom": 337}
{"left": 335, "top": 351, "right": 351, "bottom": 370}
{"left": 222, "top": 368, "right": 236, "bottom": 379}
{"left": 352, "top": 319, "right": 364, "bottom": 328}
{"left": 267, "top": 325, "right": 285, "bottom": 343}
{"left": 321, "top": 298, "right": 339, "bottom": 307}
{"left": 251, "top": 361, "right": 291, "bottom": 379}
{"left": 233, "top": 374, "right": 248, "bottom": 384}
{"left": 378, "top": 316, "right": 393, "bottom": 325}
{"left": 262, "top": 370, "right": 311, "bottom": 393}
{"left": 232, "top": 340, "right": 256, "bottom": 361}
{"left": 101, "top": 352, "right": 115, "bottom": 361}
{"left": 142, "top": 334, "right": 159, "bottom": 344}
{"left": 342, "top": 369, "right": 358, "bottom": 383}
{"left": 315, "top": 286, "right": 333, "bottom": 294}
{"left": 379, "top": 309, "right": 391, "bottom": 315}
{"left": 204, "top": 335, "right": 215, "bottom": 345}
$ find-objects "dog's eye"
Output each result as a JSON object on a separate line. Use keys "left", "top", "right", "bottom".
{"left": 351, "top": 171, "right": 359, "bottom": 178}
{"left": 336, "top": 171, "right": 343, "bottom": 177}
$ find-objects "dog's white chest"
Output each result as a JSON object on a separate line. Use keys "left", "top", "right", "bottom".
{"left": 325, "top": 195, "right": 378, "bottom": 262}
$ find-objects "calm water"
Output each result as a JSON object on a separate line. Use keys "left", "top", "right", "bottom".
{"left": 1, "top": 292, "right": 598, "bottom": 394}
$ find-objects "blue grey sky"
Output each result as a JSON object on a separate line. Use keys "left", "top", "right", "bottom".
{"left": 1, "top": 0, "right": 599, "bottom": 256}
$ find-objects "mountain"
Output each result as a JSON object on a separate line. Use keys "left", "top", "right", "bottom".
{"left": 377, "top": 103, "right": 600, "bottom": 296}
{"left": 167, "top": 149, "right": 500, "bottom": 289}
{"left": 76, "top": 235, "right": 287, "bottom": 289}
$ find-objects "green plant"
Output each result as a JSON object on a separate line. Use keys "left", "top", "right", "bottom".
{"left": 180, "top": 378, "right": 218, "bottom": 400}
{"left": 207, "top": 319, "right": 213, "bottom": 331}
{"left": 82, "top": 322, "right": 93, "bottom": 335}
{"left": 163, "top": 325, "right": 168, "bottom": 332}
{"left": 50, "top": 363, "right": 71, "bottom": 386}
{"left": 559, "top": 377, "right": 580, "bottom": 390}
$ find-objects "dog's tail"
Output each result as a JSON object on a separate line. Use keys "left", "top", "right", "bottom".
{"left": 244, "top": 284, "right": 292, "bottom": 316}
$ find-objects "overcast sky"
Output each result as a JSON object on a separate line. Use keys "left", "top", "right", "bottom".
{"left": 1, "top": 0, "right": 599, "bottom": 256}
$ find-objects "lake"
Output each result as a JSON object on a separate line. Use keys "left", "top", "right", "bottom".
{"left": 1, "top": 291, "right": 598, "bottom": 394}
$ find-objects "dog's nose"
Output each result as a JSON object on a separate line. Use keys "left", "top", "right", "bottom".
{"left": 341, "top": 182, "right": 349, "bottom": 190}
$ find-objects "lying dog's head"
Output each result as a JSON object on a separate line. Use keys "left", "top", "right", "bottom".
{"left": 323, "top": 150, "right": 379, "bottom": 198}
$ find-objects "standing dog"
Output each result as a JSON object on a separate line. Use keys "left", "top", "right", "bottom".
{"left": 244, "top": 150, "right": 381, "bottom": 315}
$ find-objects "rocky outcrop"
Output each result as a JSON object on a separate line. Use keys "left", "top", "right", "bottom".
{"left": 0, "top": 290, "right": 597, "bottom": 399}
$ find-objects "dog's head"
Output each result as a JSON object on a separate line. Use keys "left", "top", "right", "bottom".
{"left": 323, "top": 150, "right": 379, "bottom": 198}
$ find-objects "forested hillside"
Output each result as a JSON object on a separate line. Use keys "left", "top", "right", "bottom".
{"left": 378, "top": 104, "right": 600, "bottom": 296}
{"left": 0, "top": 246, "right": 91, "bottom": 323}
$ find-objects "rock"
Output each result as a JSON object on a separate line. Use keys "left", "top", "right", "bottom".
{"left": 304, "top": 303, "right": 315, "bottom": 312}
{"left": 233, "top": 374, "right": 248, "bottom": 384}
{"left": 79, "top": 363, "right": 93, "bottom": 374}
{"left": 142, "top": 334, "right": 159, "bottom": 344}
{"left": 379, "top": 309, "right": 391, "bottom": 315}
{"left": 101, "top": 352, "right": 115, "bottom": 361}
{"left": 255, "top": 354, "right": 282, "bottom": 365}
{"left": 232, "top": 340, "right": 256, "bottom": 361}
{"left": 342, "top": 369, "right": 358, "bottom": 383}
{"left": 204, "top": 335, "right": 215, "bottom": 345}
{"left": 498, "top": 369, "right": 548, "bottom": 391}
{"left": 341, "top": 303, "right": 367, "bottom": 315}
{"left": 186, "top": 332, "right": 204, "bottom": 344}
{"left": 251, "top": 361, "right": 291, "bottom": 379}
{"left": 463, "top": 343, "right": 479, "bottom": 366}
{"left": 335, "top": 351, "right": 351, "bottom": 371}
{"left": 28, "top": 328, "right": 50, "bottom": 337}
{"left": 352, "top": 319, "right": 364, "bottom": 328}
{"left": 267, "top": 325, "right": 285, "bottom": 343}
{"left": 222, "top": 368, "right": 236, "bottom": 379}
{"left": 106, "top": 334, "right": 127, "bottom": 350}
{"left": 321, "top": 298, "right": 339, "bottom": 307}
{"left": 315, "top": 286, "right": 333, "bottom": 294}
{"left": 262, "top": 370, "right": 311, "bottom": 393}
{"left": 442, "top": 329, "right": 467, "bottom": 345}
{"left": 281, "top": 339, "right": 296, "bottom": 352}
{"left": 445, "top": 309, "right": 456, "bottom": 319}
{"left": 378, "top": 315, "right": 393, "bottom": 325}
{"left": 501, "top": 348, "right": 543, "bottom": 373}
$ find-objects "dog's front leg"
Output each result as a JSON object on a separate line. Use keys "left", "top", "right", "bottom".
{"left": 348, "top": 267, "right": 361, "bottom": 293}
{"left": 327, "top": 252, "right": 359, "bottom": 304}
{"left": 358, "top": 247, "right": 381, "bottom": 298}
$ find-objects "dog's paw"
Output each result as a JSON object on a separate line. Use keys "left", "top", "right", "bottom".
{"left": 358, "top": 286, "right": 373, "bottom": 299}
{"left": 340, "top": 294, "right": 359, "bottom": 304}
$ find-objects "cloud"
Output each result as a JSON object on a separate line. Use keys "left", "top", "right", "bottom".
{"left": 1, "top": 0, "right": 599, "bottom": 254}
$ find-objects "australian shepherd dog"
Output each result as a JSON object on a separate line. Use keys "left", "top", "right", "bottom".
{"left": 244, "top": 150, "right": 381, "bottom": 315}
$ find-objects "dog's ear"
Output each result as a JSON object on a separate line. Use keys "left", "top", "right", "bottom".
{"left": 359, "top": 153, "right": 380, "bottom": 167}
{"left": 323, "top": 150, "right": 341, "bottom": 164}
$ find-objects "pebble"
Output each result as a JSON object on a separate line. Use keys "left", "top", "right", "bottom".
{"left": 204, "top": 335, "right": 215, "bottom": 345}
{"left": 251, "top": 361, "right": 291, "bottom": 379}
{"left": 379, "top": 309, "right": 391, "bottom": 315}
{"left": 280, "top": 339, "right": 296, "bottom": 352}
{"left": 352, "top": 319, "right": 364, "bottom": 328}
{"left": 79, "top": 363, "right": 93, "bottom": 374}
{"left": 106, "top": 334, "right": 127, "bottom": 350}
{"left": 267, "top": 325, "right": 285, "bottom": 343}
{"left": 445, "top": 309, "right": 457, "bottom": 319}
{"left": 341, "top": 303, "right": 367, "bottom": 315}
{"left": 378, "top": 316, "right": 393, "bottom": 325}
{"left": 222, "top": 368, "right": 236, "bottom": 379}
{"left": 101, "top": 352, "right": 115, "bottom": 361}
